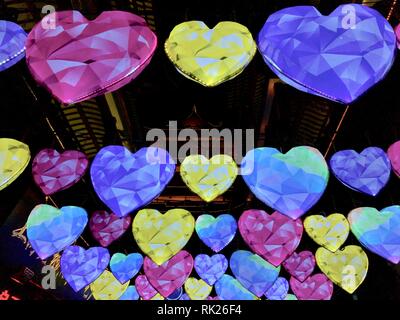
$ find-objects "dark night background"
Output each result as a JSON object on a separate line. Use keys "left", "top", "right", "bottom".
{"left": 0, "top": 0, "right": 400, "bottom": 300}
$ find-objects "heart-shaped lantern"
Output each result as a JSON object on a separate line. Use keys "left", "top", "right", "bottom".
{"left": 257, "top": 4, "right": 396, "bottom": 103}
{"left": 91, "top": 146, "right": 175, "bottom": 218}
{"left": 26, "top": 11, "right": 157, "bottom": 104}
{"left": 165, "top": 21, "right": 256, "bottom": 87}
{"left": 0, "top": 21, "right": 27, "bottom": 72}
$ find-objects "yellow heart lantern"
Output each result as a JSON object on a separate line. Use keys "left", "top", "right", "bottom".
{"left": 304, "top": 214, "right": 349, "bottom": 252}
{"left": 0, "top": 138, "right": 30, "bottom": 191}
{"left": 132, "top": 208, "right": 195, "bottom": 265}
{"left": 316, "top": 245, "right": 368, "bottom": 294}
{"left": 165, "top": 21, "right": 256, "bottom": 87}
{"left": 184, "top": 277, "right": 212, "bottom": 300}
{"left": 180, "top": 155, "right": 238, "bottom": 202}
{"left": 89, "top": 270, "right": 129, "bottom": 300}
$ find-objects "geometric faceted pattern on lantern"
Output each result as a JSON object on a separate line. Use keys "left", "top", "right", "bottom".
{"left": 32, "top": 149, "right": 88, "bottom": 196}
{"left": 195, "top": 214, "right": 237, "bottom": 253}
{"left": 184, "top": 278, "right": 212, "bottom": 300}
{"left": 330, "top": 147, "right": 391, "bottom": 196}
{"left": 290, "top": 274, "right": 334, "bottom": 300}
{"left": 0, "top": 20, "right": 27, "bottom": 72}
{"left": 89, "top": 211, "right": 131, "bottom": 247}
{"left": 387, "top": 140, "right": 400, "bottom": 178}
{"left": 144, "top": 251, "right": 193, "bottom": 298}
{"left": 180, "top": 155, "right": 238, "bottom": 202}
{"left": 257, "top": 5, "right": 396, "bottom": 104}
{"left": 241, "top": 147, "right": 329, "bottom": 219}
{"left": 283, "top": 251, "right": 315, "bottom": 283}
{"left": 91, "top": 146, "right": 175, "bottom": 218}
{"left": 109, "top": 253, "right": 143, "bottom": 284}
{"left": 215, "top": 275, "right": 258, "bottom": 300}
{"left": 239, "top": 209, "right": 303, "bottom": 266}
{"left": 230, "top": 250, "right": 280, "bottom": 297}
{"left": 316, "top": 246, "right": 369, "bottom": 294}
{"left": 194, "top": 254, "right": 228, "bottom": 286}
{"left": 265, "top": 277, "right": 289, "bottom": 300}
{"left": 26, "top": 204, "right": 88, "bottom": 260}
{"left": 26, "top": 11, "right": 157, "bottom": 104}
{"left": 0, "top": 138, "right": 30, "bottom": 191}
{"left": 165, "top": 21, "right": 256, "bottom": 87}
{"left": 133, "top": 209, "right": 194, "bottom": 265}
{"left": 90, "top": 270, "right": 129, "bottom": 300}
{"left": 60, "top": 246, "right": 110, "bottom": 292}
{"left": 135, "top": 275, "right": 158, "bottom": 300}
{"left": 304, "top": 214, "right": 350, "bottom": 252}
{"left": 348, "top": 206, "right": 400, "bottom": 264}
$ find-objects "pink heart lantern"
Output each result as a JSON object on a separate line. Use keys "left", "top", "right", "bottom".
{"left": 144, "top": 251, "right": 193, "bottom": 298}
{"left": 89, "top": 210, "right": 131, "bottom": 247}
{"left": 388, "top": 141, "right": 400, "bottom": 178}
{"left": 395, "top": 24, "right": 400, "bottom": 49}
{"left": 290, "top": 274, "right": 333, "bottom": 300}
{"left": 135, "top": 275, "right": 158, "bottom": 300}
{"left": 26, "top": 11, "right": 157, "bottom": 104}
{"left": 283, "top": 251, "right": 315, "bottom": 282}
{"left": 32, "top": 149, "right": 88, "bottom": 196}
{"left": 238, "top": 209, "right": 303, "bottom": 266}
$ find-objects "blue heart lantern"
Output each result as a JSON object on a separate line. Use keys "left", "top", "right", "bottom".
{"left": 241, "top": 147, "right": 329, "bottom": 219}
{"left": 27, "top": 204, "right": 88, "bottom": 260}
{"left": 257, "top": 4, "right": 396, "bottom": 104}
{"left": 60, "top": 246, "right": 110, "bottom": 292}
{"left": 195, "top": 214, "right": 237, "bottom": 252}
{"left": 110, "top": 253, "right": 143, "bottom": 284}
{"left": 91, "top": 146, "right": 175, "bottom": 217}
{"left": 230, "top": 250, "right": 280, "bottom": 297}
{"left": 264, "top": 277, "right": 289, "bottom": 300}
{"left": 330, "top": 147, "right": 391, "bottom": 196}
{"left": 215, "top": 275, "right": 258, "bottom": 300}
{"left": 0, "top": 20, "right": 27, "bottom": 72}
{"left": 119, "top": 286, "right": 140, "bottom": 300}
{"left": 194, "top": 254, "right": 228, "bottom": 285}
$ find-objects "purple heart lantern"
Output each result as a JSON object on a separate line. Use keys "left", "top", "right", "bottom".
{"left": 283, "top": 251, "right": 316, "bottom": 282}
{"left": 89, "top": 211, "right": 131, "bottom": 247}
{"left": 60, "top": 246, "right": 110, "bottom": 292}
{"left": 330, "top": 147, "right": 391, "bottom": 196}
{"left": 257, "top": 4, "right": 396, "bottom": 104}
{"left": 194, "top": 254, "right": 228, "bottom": 286}
{"left": 91, "top": 146, "right": 175, "bottom": 218}
{"left": 0, "top": 20, "right": 27, "bottom": 72}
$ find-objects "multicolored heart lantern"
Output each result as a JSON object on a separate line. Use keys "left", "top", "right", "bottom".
{"left": 89, "top": 211, "right": 131, "bottom": 247}
{"left": 26, "top": 11, "right": 157, "bottom": 104}
{"left": 0, "top": 21, "right": 27, "bottom": 72}
{"left": 184, "top": 278, "right": 212, "bottom": 300}
{"left": 348, "top": 206, "right": 400, "bottom": 264}
{"left": 241, "top": 147, "right": 329, "bottom": 219}
{"left": 32, "top": 149, "right": 88, "bottom": 196}
{"left": 0, "top": 138, "right": 30, "bottom": 191}
{"left": 132, "top": 208, "right": 194, "bottom": 265}
{"left": 119, "top": 286, "right": 140, "bottom": 300}
{"left": 180, "top": 155, "right": 238, "bottom": 202}
{"left": 257, "top": 4, "right": 396, "bottom": 104}
{"left": 109, "top": 253, "right": 143, "bottom": 284}
{"left": 143, "top": 251, "right": 193, "bottom": 298}
{"left": 195, "top": 214, "right": 237, "bottom": 252}
{"left": 90, "top": 270, "right": 129, "bottom": 300}
{"left": 135, "top": 275, "right": 158, "bottom": 300}
{"left": 316, "top": 245, "right": 368, "bottom": 294}
{"left": 60, "top": 245, "right": 110, "bottom": 292}
{"left": 194, "top": 254, "right": 228, "bottom": 286}
{"left": 290, "top": 274, "right": 334, "bottom": 300}
{"left": 330, "top": 147, "right": 391, "bottom": 196}
{"left": 388, "top": 140, "right": 400, "bottom": 178}
{"left": 238, "top": 209, "right": 303, "bottom": 267}
{"left": 91, "top": 146, "right": 175, "bottom": 218}
{"left": 283, "top": 251, "right": 315, "bottom": 282}
{"left": 215, "top": 275, "right": 258, "bottom": 300}
{"left": 265, "top": 277, "right": 289, "bottom": 300}
{"left": 27, "top": 204, "right": 88, "bottom": 260}
{"left": 230, "top": 250, "right": 280, "bottom": 297}
{"left": 165, "top": 21, "right": 256, "bottom": 87}
{"left": 304, "top": 213, "right": 349, "bottom": 252}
